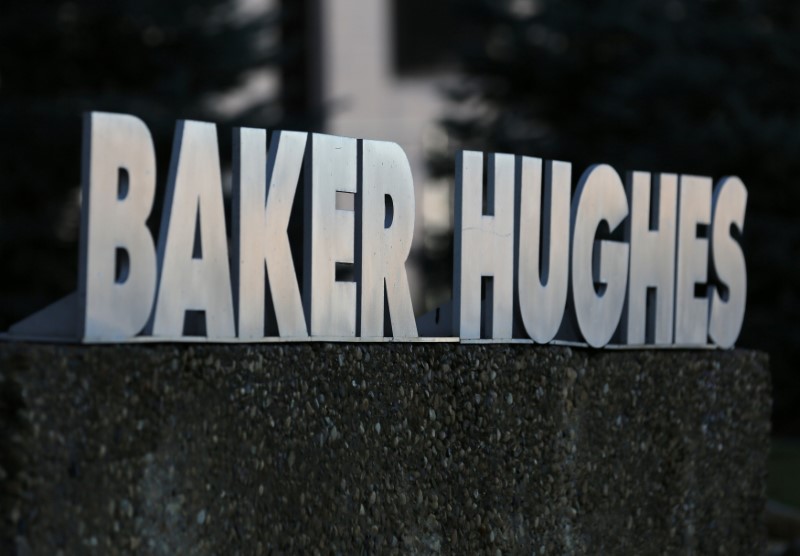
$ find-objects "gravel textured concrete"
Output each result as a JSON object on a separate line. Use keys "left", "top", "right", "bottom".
{"left": 0, "top": 343, "right": 770, "bottom": 554}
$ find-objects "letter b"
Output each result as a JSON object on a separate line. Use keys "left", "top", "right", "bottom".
{"left": 79, "top": 112, "right": 158, "bottom": 340}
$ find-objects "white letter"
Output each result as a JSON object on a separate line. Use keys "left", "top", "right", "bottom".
{"left": 356, "top": 140, "right": 417, "bottom": 337}
{"left": 303, "top": 133, "right": 357, "bottom": 337}
{"left": 624, "top": 172, "right": 678, "bottom": 345}
{"left": 571, "top": 164, "right": 629, "bottom": 348}
{"left": 79, "top": 112, "right": 158, "bottom": 340}
{"left": 674, "top": 175, "right": 712, "bottom": 345}
{"left": 516, "top": 157, "right": 571, "bottom": 343}
{"left": 709, "top": 177, "right": 748, "bottom": 348}
{"left": 453, "top": 151, "right": 515, "bottom": 339}
{"left": 151, "top": 121, "right": 235, "bottom": 338}
{"left": 232, "top": 128, "right": 308, "bottom": 338}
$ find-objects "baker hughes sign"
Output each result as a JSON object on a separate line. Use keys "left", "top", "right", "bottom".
{"left": 8, "top": 112, "right": 747, "bottom": 348}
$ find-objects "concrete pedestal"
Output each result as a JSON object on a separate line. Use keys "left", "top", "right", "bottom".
{"left": 0, "top": 343, "right": 770, "bottom": 554}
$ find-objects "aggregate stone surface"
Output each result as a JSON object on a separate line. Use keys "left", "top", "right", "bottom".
{"left": 0, "top": 343, "right": 770, "bottom": 554}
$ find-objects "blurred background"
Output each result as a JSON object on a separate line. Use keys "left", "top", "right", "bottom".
{"left": 0, "top": 0, "right": 798, "bottom": 544}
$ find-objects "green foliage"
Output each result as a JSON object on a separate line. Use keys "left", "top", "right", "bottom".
{"left": 441, "top": 0, "right": 800, "bottom": 204}
{"left": 438, "top": 0, "right": 800, "bottom": 430}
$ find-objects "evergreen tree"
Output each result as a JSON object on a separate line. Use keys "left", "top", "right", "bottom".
{"left": 0, "top": 0, "right": 284, "bottom": 328}
{"left": 437, "top": 0, "right": 800, "bottom": 431}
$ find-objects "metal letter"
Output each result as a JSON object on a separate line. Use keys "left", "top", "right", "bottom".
{"left": 356, "top": 140, "right": 418, "bottom": 337}
{"left": 708, "top": 177, "right": 748, "bottom": 348}
{"left": 516, "top": 157, "right": 571, "bottom": 343}
{"left": 571, "top": 164, "right": 630, "bottom": 347}
{"left": 79, "top": 112, "right": 158, "bottom": 340}
{"left": 674, "top": 175, "right": 713, "bottom": 345}
{"left": 233, "top": 128, "right": 308, "bottom": 338}
{"left": 151, "top": 121, "right": 235, "bottom": 338}
{"left": 453, "top": 151, "right": 515, "bottom": 339}
{"left": 624, "top": 172, "right": 678, "bottom": 345}
{"left": 303, "top": 133, "right": 357, "bottom": 337}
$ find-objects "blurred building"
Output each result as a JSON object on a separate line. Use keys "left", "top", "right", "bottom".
{"left": 278, "top": 0, "right": 460, "bottom": 311}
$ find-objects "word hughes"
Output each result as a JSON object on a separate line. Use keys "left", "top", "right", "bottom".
{"left": 9, "top": 112, "right": 747, "bottom": 347}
